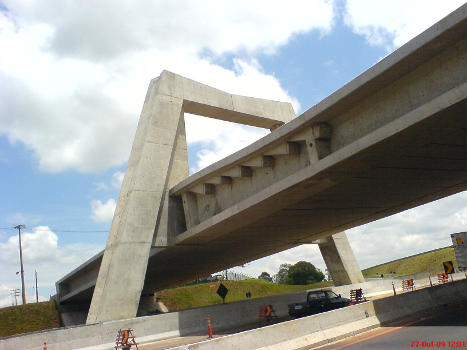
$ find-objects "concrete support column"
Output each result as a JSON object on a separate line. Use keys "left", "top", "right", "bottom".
{"left": 318, "top": 232, "right": 364, "bottom": 286}
{"left": 86, "top": 77, "right": 188, "bottom": 324}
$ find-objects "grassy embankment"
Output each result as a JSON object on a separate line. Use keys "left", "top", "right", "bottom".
{"left": 0, "top": 280, "right": 330, "bottom": 338}
{"left": 0, "top": 301, "right": 59, "bottom": 338}
{"left": 362, "top": 247, "right": 457, "bottom": 278}
{"left": 158, "top": 279, "right": 332, "bottom": 311}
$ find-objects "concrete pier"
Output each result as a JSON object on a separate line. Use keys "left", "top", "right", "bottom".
{"left": 318, "top": 232, "right": 365, "bottom": 286}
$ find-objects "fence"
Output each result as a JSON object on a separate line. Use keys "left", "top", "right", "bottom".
{"left": 226, "top": 270, "right": 253, "bottom": 281}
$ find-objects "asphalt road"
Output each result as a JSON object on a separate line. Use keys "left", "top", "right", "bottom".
{"left": 313, "top": 305, "right": 467, "bottom": 350}
{"left": 136, "top": 299, "right": 465, "bottom": 350}
{"left": 138, "top": 316, "right": 291, "bottom": 350}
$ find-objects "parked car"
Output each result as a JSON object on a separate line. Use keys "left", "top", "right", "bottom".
{"left": 288, "top": 289, "right": 351, "bottom": 317}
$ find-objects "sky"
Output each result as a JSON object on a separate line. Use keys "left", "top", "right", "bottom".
{"left": 0, "top": 0, "right": 466, "bottom": 307}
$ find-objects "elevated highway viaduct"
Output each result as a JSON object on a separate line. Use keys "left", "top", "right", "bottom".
{"left": 56, "top": 5, "right": 466, "bottom": 324}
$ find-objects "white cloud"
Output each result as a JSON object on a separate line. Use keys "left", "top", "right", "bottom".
{"left": 94, "top": 182, "right": 108, "bottom": 191}
{"left": 241, "top": 244, "right": 326, "bottom": 278}
{"left": 0, "top": 226, "right": 102, "bottom": 307}
{"left": 111, "top": 171, "right": 125, "bottom": 189}
{"left": 179, "top": 58, "right": 302, "bottom": 171}
{"left": 186, "top": 115, "right": 270, "bottom": 172}
{"left": 0, "top": 0, "right": 331, "bottom": 174}
{"left": 4, "top": 0, "right": 334, "bottom": 60}
{"left": 344, "top": 0, "right": 466, "bottom": 50}
{"left": 0, "top": 284, "right": 15, "bottom": 307}
{"left": 347, "top": 191, "right": 467, "bottom": 269}
{"left": 0, "top": 226, "right": 57, "bottom": 265}
{"left": 90, "top": 199, "right": 116, "bottom": 223}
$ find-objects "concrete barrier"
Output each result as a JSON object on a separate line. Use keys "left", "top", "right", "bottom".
{"left": 1, "top": 278, "right": 465, "bottom": 350}
{"left": 0, "top": 290, "right": 307, "bottom": 350}
{"left": 168, "top": 279, "right": 466, "bottom": 350}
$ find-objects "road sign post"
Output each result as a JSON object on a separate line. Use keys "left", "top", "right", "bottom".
{"left": 443, "top": 261, "right": 454, "bottom": 275}
{"left": 216, "top": 283, "right": 228, "bottom": 303}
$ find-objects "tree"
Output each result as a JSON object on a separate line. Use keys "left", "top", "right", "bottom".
{"left": 258, "top": 271, "right": 272, "bottom": 282}
{"left": 286, "top": 261, "right": 324, "bottom": 285}
{"left": 274, "top": 263, "right": 291, "bottom": 284}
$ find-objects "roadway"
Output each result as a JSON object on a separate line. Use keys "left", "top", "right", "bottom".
{"left": 314, "top": 304, "right": 467, "bottom": 350}
{"left": 138, "top": 316, "right": 291, "bottom": 350}
{"left": 137, "top": 295, "right": 466, "bottom": 350}
{"left": 136, "top": 297, "right": 466, "bottom": 350}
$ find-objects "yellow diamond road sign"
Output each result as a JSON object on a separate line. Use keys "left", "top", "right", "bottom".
{"left": 443, "top": 261, "right": 454, "bottom": 274}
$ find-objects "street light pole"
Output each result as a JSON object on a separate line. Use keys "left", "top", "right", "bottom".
{"left": 14, "top": 225, "right": 27, "bottom": 305}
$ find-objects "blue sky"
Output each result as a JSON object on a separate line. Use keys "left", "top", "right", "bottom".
{"left": 0, "top": 0, "right": 466, "bottom": 307}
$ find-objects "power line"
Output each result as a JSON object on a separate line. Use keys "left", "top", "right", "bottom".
{"left": 0, "top": 227, "right": 108, "bottom": 233}
{"left": 33, "top": 229, "right": 109, "bottom": 233}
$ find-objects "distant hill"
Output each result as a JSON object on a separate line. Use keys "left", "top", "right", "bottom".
{"left": 362, "top": 246, "right": 457, "bottom": 278}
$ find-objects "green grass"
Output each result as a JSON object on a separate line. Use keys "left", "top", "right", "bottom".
{"left": 0, "top": 301, "right": 60, "bottom": 338}
{"left": 362, "top": 247, "right": 458, "bottom": 278}
{"left": 158, "top": 279, "right": 332, "bottom": 311}
{"left": 0, "top": 280, "right": 331, "bottom": 337}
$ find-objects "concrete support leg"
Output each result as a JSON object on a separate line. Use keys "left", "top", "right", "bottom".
{"left": 86, "top": 77, "right": 188, "bottom": 324}
{"left": 318, "top": 232, "right": 365, "bottom": 286}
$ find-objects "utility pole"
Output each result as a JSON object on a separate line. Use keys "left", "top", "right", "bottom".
{"left": 35, "top": 270, "right": 39, "bottom": 303}
{"left": 14, "top": 225, "right": 27, "bottom": 305}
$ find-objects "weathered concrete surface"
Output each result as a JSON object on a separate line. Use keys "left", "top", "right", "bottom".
{"left": 86, "top": 71, "right": 295, "bottom": 324}
{"left": 57, "top": 4, "right": 466, "bottom": 321}
{"left": 319, "top": 232, "right": 365, "bottom": 286}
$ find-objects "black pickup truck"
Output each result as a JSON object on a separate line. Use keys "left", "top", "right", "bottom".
{"left": 288, "top": 289, "right": 351, "bottom": 317}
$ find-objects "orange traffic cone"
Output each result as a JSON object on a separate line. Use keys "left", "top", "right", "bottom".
{"left": 206, "top": 315, "right": 213, "bottom": 338}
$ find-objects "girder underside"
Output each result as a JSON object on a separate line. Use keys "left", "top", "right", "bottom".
{"left": 141, "top": 99, "right": 466, "bottom": 291}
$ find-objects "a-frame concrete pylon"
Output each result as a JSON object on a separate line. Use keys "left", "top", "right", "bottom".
{"left": 86, "top": 71, "right": 296, "bottom": 324}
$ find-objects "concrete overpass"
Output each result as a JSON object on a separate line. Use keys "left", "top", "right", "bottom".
{"left": 56, "top": 5, "right": 466, "bottom": 324}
